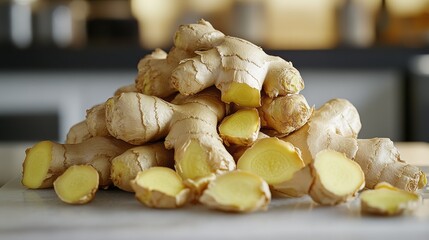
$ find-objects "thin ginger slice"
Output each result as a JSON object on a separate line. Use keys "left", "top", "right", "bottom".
{"left": 53, "top": 165, "right": 99, "bottom": 204}
{"left": 237, "top": 137, "right": 305, "bottom": 185}
{"left": 199, "top": 170, "right": 271, "bottom": 213}
{"left": 218, "top": 108, "right": 260, "bottom": 146}
{"left": 130, "top": 167, "right": 190, "bottom": 208}
{"left": 360, "top": 182, "right": 421, "bottom": 216}
{"left": 310, "top": 149, "right": 365, "bottom": 205}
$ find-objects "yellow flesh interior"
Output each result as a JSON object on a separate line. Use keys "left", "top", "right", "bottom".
{"left": 136, "top": 167, "right": 184, "bottom": 196}
{"left": 360, "top": 188, "right": 419, "bottom": 215}
{"left": 219, "top": 109, "right": 259, "bottom": 139}
{"left": 210, "top": 171, "right": 262, "bottom": 210}
{"left": 222, "top": 82, "right": 261, "bottom": 107}
{"left": 418, "top": 172, "right": 427, "bottom": 189}
{"left": 237, "top": 138, "right": 304, "bottom": 185}
{"left": 55, "top": 165, "right": 98, "bottom": 202}
{"left": 22, "top": 141, "right": 53, "bottom": 188}
{"left": 178, "top": 140, "right": 211, "bottom": 180}
{"left": 315, "top": 150, "right": 364, "bottom": 196}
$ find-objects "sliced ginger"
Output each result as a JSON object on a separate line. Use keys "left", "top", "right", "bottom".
{"left": 199, "top": 170, "right": 271, "bottom": 213}
{"left": 130, "top": 167, "right": 190, "bottom": 208}
{"left": 360, "top": 182, "right": 421, "bottom": 216}
{"left": 53, "top": 165, "right": 99, "bottom": 205}
{"left": 22, "top": 141, "right": 53, "bottom": 189}
{"left": 309, "top": 149, "right": 365, "bottom": 205}
{"left": 218, "top": 108, "right": 260, "bottom": 146}
{"left": 237, "top": 137, "right": 305, "bottom": 185}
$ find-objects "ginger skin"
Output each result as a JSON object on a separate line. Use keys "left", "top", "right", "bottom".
{"left": 22, "top": 136, "right": 132, "bottom": 189}
{"left": 105, "top": 88, "right": 236, "bottom": 181}
{"left": 65, "top": 121, "right": 92, "bottom": 144}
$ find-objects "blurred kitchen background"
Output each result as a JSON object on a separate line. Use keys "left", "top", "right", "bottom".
{"left": 1, "top": 0, "right": 429, "bottom": 145}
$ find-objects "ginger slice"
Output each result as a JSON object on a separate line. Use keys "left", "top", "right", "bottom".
{"left": 130, "top": 167, "right": 190, "bottom": 208}
{"left": 22, "top": 141, "right": 54, "bottom": 189}
{"left": 360, "top": 182, "right": 421, "bottom": 216}
{"left": 237, "top": 137, "right": 305, "bottom": 185}
{"left": 309, "top": 149, "right": 365, "bottom": 205}
{"left": 218, "top": 108, "right": 260, "bottom": 146}
{"left": 53, "top": 165, "right": 99, "bottom": 205}
{"left": 271, "top": 165, "right": 313, "bottom": 198}
{"left": 199, "top": 170, "right": 271, "bottom": 213}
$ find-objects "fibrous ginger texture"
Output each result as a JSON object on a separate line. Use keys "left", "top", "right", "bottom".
{"left": 105, "top": 88, "right": 236, "bottom": 181}
{"left": 199, "top": 170, "right": 271, "bottom": 213}
{"left": 111, "top": 143, "right": 174, "bottom": 192}
{"left": 53, "top": 165, "right": 99, "bottom": 204}
{"left": 22, "top": 136, "right": 132, "bottom": 189}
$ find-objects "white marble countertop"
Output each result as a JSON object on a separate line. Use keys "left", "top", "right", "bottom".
{"left": 1, "top": 143, "right": 429, "bottom": 240}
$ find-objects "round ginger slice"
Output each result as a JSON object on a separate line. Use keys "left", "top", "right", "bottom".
{"left": 199, "top": 170, "right": 271, "bottom": 213}
{"left": 309, "top": 149, "right": 365, "bottom": 205}
{"left": 237, "top": 137, "right": 305, "bottom": 185}
{"left": 131, "top": 167, "right": 190, "bottom": 208}
{"left": 53, "top": 165, "right": 99, "bottom": 205}
{"left": 218, "top": 108, "right": 260, "bottom": 146}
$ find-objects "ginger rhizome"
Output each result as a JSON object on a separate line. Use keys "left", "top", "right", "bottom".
{"left": 131, "top": 167, "right": 190, "bottom": 208}
{"left": 105, "top": 88, "right": 236, "bottom": 181}
{"left": 111, "top": 143, "right": 174, "bottom": 192}
{"left": 22, "top": 136, "right": 132, "bottom": 189}
{"left": 53, "top": 165, "right": 99, "bottom": 205}
{"left": 218, "top": 108, "right": 260, "bottom": 146}
{"left": 359, "top": 182, "right": 421, "bottom": 216}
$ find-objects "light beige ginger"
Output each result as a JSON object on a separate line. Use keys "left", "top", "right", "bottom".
{"left": 360, "top": 182, "right": 421, "bottom": 216}
{"left": 131, "top": 167, "right": 190, "bottom": 208}
{"left": 53, "top": 165, "right": 99, "bottom": 205}
{"left": 199, "top": 170, "right": 271, "bottom": 213}
{"left": 111, "top": 143, "right": 174, "bottom": 192}
{"left": 22, "top": 136, "right": 132, "bottom": 189}
{"left": 172, "top": 35, "right": 304, "bottom": 107}
{"left": 105, "top": 88, "right": 236, "bottom": 181}
{"left": 135, "top": 19, "right": 225, "bottom": 98}
{"left": 65, "top": 121, "right": 92, "bottom": 144}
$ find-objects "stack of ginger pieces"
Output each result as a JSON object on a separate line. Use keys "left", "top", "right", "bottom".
{"left": 21, "top": 20, "right": 427, "bottom": 215}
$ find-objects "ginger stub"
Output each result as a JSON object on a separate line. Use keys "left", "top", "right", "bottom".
{"left": 131, "top": 167, "right": 190, "bottom": 208}
{"left": 199, "top": 170, "right": 271, "bottom": 213}
{"left": 218, "top": 108, "right": 260, "bottom": 146}
{"left": 53, "top": 165, "right": 99, "bottom": 205}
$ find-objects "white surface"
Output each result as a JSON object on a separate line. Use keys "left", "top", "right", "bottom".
{"left": 1, "top": 177, "right": 429, "bottom": 240}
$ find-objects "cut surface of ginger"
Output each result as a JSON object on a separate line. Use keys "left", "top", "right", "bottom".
{"left": 22, "top": 141, "right": 53, "bottom": 189}
{"left": 53, "top": 165, "right": 99, "bottom": 204}
{"left": 199, "top": 170, "right": 271, "bottom": 212}
{"left": 310, "top": 149, "right": 365, "bottom": 205}
{"left": 219, "top": 108, "right": 260, "bottom": 146}
{"left": 131, "top": 167, "right": 190, "bottom": 208}
{"left": 360, "top": 182, "right": 421, "bottom": 216}
{"left": 221, "top": 82, "right": 261, "bottom": 107}
{"left": 237, "top": 137, "right": 304, "bottom": 185}
{"left": 176, "top": 140, "right": 212, "bottom": 180}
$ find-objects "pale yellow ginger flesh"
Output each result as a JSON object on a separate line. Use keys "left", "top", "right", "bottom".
{"left": 309, "top": 149, "right": 365, "bottom": 205}
{"left": 53, "top": 165, "right": 99, "bottom": 205}
{"left": 360, "top": 182, "right": 421, "bottom": 216}
{"left": 110, "top": 143, "right": 174, "bottom": 192}
{"left": 237, "top": 137, "right": 305, "bottom": 185}
{"left": 106, "top": 88, "right": 236, "bottom": 181}
{"left": 131, "top": 167, "right": 190, "bottom": 208}
{"left": 218, "top": 108, "right": 260, "bottom": 146}
{"left": 22, "top": 137, "right": 132, "bottom": 189}
{"left": 199, "top": 170, "right": 271, "bottom": 213}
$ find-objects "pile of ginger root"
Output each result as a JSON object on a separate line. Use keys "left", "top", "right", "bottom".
{"left": 22, "top": 20, "right": 427, "bottom": 216}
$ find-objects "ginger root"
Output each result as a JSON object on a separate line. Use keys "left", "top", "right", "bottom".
{"left": 218, "top": 108, "right": 260, "bottom": 146}
{"left": 131, "top": 167, "right": 190, "bottom": 208}
{"left": 65, "top": 121, "right": 92, "bottom": 144}
{"left": 22, "top": 136, "right": 132, "bottom": 189}
{"left": 360, "top": 182, "right": 421, "bottom": 216}
{"left": 199, "top": 170, "right": 271, "bottom": 213}
{"left": 53, "top": 165, "right": 99, "bottom": 204}
{"left": 111, "top": 143, "right": 174, "bottom": 192}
